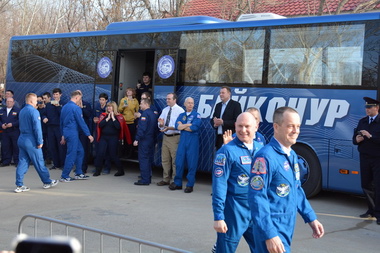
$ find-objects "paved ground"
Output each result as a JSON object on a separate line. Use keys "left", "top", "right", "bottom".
{"left": 0, "top": 162, "right": 379, "bottom": 252}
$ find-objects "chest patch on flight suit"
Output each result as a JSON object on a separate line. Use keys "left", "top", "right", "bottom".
{"left": 12, "top": 112, "right": 18, "bottom": 116}
{"left": 276, "top": 184, "right": 290, "bottom": 197}
{"left": 240, "top": 156, "right": 251, "bottom": 165}
{"left": 214, "top": 167, "right": 224, "bottom": 177}
{"left": 251, "top": 157, "right": 267, "bottom": 174}
{"left": 250, "top": 175, "right": 264, "bottom": 190}
{"left": 284, "top": 161, "right": 290, "bottom": 171}
{"left": 141, "top": 117, "right": 146, "bottom": 121}
{"left": 182, "top": 115, "right": 187, "bottom": 121}
{"left": 214, "top": 154, "right": 226, "bottom": 166}
{"left": 294, "top": 163, "right": 300, "bottom": 181}
{"left": 237, "top": 173, "right": 249, "bottom": 186}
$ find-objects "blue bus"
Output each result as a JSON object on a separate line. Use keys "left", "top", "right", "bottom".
{"left": 6, "top": 13, "right": 380, "bottom": 197}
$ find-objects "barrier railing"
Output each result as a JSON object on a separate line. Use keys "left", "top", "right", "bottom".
{"left": 18, "top": 214, "right": 191, "bottom": 253}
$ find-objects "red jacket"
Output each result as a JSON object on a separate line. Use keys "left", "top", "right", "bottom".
{"left": 97, "top": 113, "right": 132, "bottom": 144}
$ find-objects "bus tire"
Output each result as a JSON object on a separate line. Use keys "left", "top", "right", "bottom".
{"left": 292, "top": 144, "right": 322, "bottom": 198}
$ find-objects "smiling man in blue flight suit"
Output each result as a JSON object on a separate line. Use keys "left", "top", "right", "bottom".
{"left": 248, "top": 107, "right": 324, "bottom": 253}
{"left": 0, "top": 97, "right": 20, "bottom": 166}
{"left": 60, "top": 90, "right": 94, "bottom": 182}
{"left": 133, "top": 98, "right": 158, "bottom": 185}
{"left": 212, "top": 112, "right": 263, "bottom": 253}
{"left": 169, "top": 97, "right": 201, "bottom": 193}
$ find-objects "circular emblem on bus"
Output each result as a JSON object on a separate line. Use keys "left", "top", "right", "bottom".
{"left": 157, "top": 55, "right": 175, "bottom": 79}
{"left": 97, "top": 57, "right": 112, "bottom": 78}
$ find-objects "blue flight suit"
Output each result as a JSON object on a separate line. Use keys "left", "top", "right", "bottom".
{"left": 212, "top": 137, "right": 263, "bottom": 253}
{"left": 79, "top": 101, "right": 93, "bottom": 173}
{"left": 248, "top": 137, "right": 317, "bottom": 253}
{"left": 60, "top": 101, "right": 91, "bottom": 179}
{"left": 173, "top": 110, "right": 201, "bottom": 187}
{"left": 135, "top": 107, "right": 158, "bottom": 184}
{"left": 16, "top": 104, "right": 53, "bottom": 186}
{"left": 43, "top": 101, "right": 65, "bottom": 168}
{"left": 38, "top": 107, "right": 51, "bottom": 162}
{"left": 0, "top": 106, "right": 20, "bottom": 165}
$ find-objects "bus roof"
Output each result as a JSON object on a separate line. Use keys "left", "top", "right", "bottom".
{"left": 106, "top": 15, "right": 229, "bottom": 30}
{"left": 10, "top": 12, "right": 380, "bottom": 41}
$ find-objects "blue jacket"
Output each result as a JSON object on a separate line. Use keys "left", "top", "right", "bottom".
{"left": 81, "top": 100, "right": 93, "bottom": 132}
{"left": 60, "top": 101, "right": 91, "bottom": 138}
{"left": 43, "top": 101, "right": 64, "bottom": 126}
{"left": 19, "top": 104, "right": 43, "bottom": 146}
{"left": 135, "top": 108, "right": 158, "bottom": 142}
{"left": 0, "top": 106, "right": 20, "bottom": 133}
{"left": 175, "top": 110, "right": 201, "bottom": 138}
{"left": 248, "top": 137, "right": 317, "bottom": 241}
{"left": 212, "top": 137, "right": 263, "bottom": 221}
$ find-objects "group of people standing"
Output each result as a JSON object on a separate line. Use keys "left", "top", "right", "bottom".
{"left": 210, "top": 86, "right": 324, "bottom": 252}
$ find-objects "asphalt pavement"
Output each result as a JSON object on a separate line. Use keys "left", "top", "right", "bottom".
{"left": 0, "top": 162, "right": 379, "bottom": 252}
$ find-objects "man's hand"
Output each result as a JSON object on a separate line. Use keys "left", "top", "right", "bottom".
{"left": 158, "top": 118, "right": 165, "bottom": 127}
{"left": 213, "top": 117, "right": 223, "bottom": 127}
{"left": 356, "top": 134, "right": 364, "bottom": 143}
{"left": 6, "top": 123, "right": 12, "bottom": 128}
{"left": 308, "top": 220, "right": 324, "bottom": 239}
{"left": 93, "top": 117, "right": 99, "bottom": 123}
{"left": 60, "top": 136, "right": 66, "bottom": 145}
{"left": 360, "top": 130, "right": 372, "bottom": 139}
{"left": 1, "top": 123, "right": 7, "bottom": 129}
{"left": 223, "top": 130, "right": 233, "bottom": 145}
{"left": 133, "top": 140, "right": 138, "bottom": 146}
{"left": 43, "top": 118, "right": 48, "bottom": 124}
{"left": 213, "top": 220, "right": 228, "bottom": 233}
{"left": 88, "top": 135, "right": 94, "bottom": 143}
{"left": 37, "top": 144, "right": 43, "bottom": 149}
{"left": 265, "top": 236, "right": 285, "bottom": 253}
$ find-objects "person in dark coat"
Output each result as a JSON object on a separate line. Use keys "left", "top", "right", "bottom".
{"left": 210, "top": 86, "right": 242, "bottom": 150}
{"left": 353, "top": 97, "right": 380, "bottom": 225}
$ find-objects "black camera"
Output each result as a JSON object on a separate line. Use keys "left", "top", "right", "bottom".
{"left": 357, "top": 131, "right": 364, "bottom": 137}
{"left": 15, "top": 236, "right": 81, "bottom": 253}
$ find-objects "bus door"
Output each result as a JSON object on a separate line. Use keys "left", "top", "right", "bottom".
{"left": 94, "top": 50, "right": 118, "bottom": 104}
{"left": 116, "top": 49, "right": 155, "bottom": 103}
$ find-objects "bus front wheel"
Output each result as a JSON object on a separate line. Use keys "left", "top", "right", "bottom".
{"left": 292, "top": 144, "right": 322, "bottom": 198}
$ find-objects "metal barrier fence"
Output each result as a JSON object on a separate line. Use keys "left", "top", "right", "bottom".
{"left": 18, "top": 214, "right": 191, "bottom": 253}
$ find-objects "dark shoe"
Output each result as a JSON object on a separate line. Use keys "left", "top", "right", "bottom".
{"left": 359, "top": 212, "right": 373, "bottom": 218}
{"left": 169, "top": 182, "right": 182, "bottom": 190}
{"left": 49, "top": 166, "right": 58, "bottom": 170}
{"left": 45, "top": 159, "right": 52, "bottom": 165}
{"left": 114, "top": 171, "right": 125, "bottom": 177}
{"left": 157, "top": 181, "right": 170, "bottom": 186}
{"left": 377, "top": 219, "right": 380, "bottom": 225}
{"left": 0, "top": 163, "right": 10, "bottom": 167}
{"left": 93, "top": 167, "right": 102, "bottom": 177}
{"left": 134, "top": 181, "right": 150, "bottom": 186}
{"left": 184, "top": 187, "right": 193, "bottom": 193}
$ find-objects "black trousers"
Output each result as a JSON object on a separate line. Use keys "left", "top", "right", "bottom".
{"left": 360, "top": 154, "right": 380, "bottom": 219}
